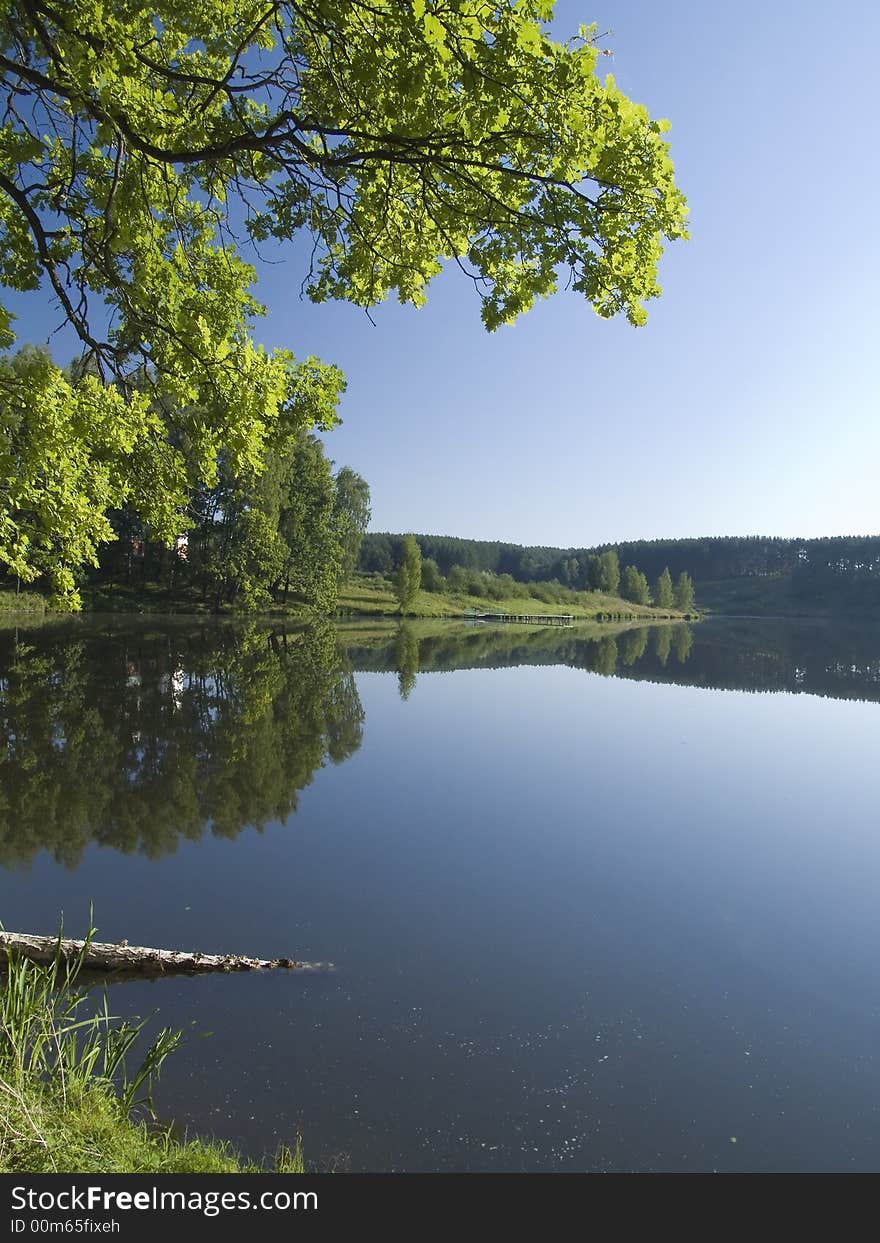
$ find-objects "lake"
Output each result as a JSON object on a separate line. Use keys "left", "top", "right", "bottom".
{"left": 1, "top": 614, "right": 879, "bottom": 1172}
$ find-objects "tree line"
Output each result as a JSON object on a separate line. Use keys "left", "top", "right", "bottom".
{"left": 98, "top": 425, "right": 371, "bottom": 613}
{"left": 362, "top": 529, "right": 880, "bottom": 613}
{"left": 610, "top": 536, "right": 880, "bottom": 610}
{"left": 360, "top": 531, "right": 834, "bottom": 584}
{"left": 368, "top": 535, "right": 696, "bottom": 613}
{"left": 362, "top": 531, "right": 880, "bottom": 583}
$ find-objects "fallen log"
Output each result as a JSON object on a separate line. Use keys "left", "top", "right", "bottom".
{"left": 0, "top": 932, "right": 333, "bottom": 978}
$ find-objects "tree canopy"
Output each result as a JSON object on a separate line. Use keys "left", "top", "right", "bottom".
{"left": 654, "top": 566, "right": 673, "bottom": 609}
{"left": 0, "top": 1, "right": 687, "bottom": 603}
{"left": 103, "top": 428, "right": 368, "bottom": 612}
{"left": 620, "top": 563, "right": 649, "bottom": 605}
{"left": 394, "top": 533, "right": 422, "bottom": 613}
{"left": 673, "top": 570, "right": 695, "bottom": 612}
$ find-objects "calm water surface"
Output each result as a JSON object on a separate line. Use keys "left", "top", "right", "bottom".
{"left": 1, "top": 615, "right": 879, "bottom": 1172}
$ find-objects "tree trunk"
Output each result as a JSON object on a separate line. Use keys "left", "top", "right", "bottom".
{"left": 0, "top": 932, "right": 332, "bottom": 978}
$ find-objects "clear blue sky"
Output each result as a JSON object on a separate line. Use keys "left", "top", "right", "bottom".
{"left": 11, "top": 1, "right": 880, "bottom": 547}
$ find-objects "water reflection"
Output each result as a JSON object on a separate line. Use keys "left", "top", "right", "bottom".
{"left": 393, "top": 624, "right": 419, "bottom": 701}
{"left": 372, "top": 616, "right": 877, "bottom": 703}
{"left": 2, "top": 614, "right": 880, "bottom": 871}
{"left": 357, "top": 620, "right": 696, "bottom": 683}
{"left": 0, "top": 620, "right": 363, "bottom": 868}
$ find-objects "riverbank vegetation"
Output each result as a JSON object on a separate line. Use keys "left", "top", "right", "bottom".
{"left": 0, "top": 935, "right": 303, "bottom": 1174}
{"left": 0, "top": 511, "right": 698, "bottom": 620}
{"left": 360, "top": 530, "right": 880, "bottom": 616}
{"left": 0, "top": 590, "right": 48, "bottom": 615}
{"left": 361, "top": 536, "right": 697, "bottom": 616}
{"left": 339, "top": 574, "right": 691, "bottom": 621}
{"left": 0, "top": 415, "right": 372, "bottom": 616}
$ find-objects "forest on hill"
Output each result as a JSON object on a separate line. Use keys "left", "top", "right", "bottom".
{"left": 359, "top": 534, "right": 880, "bottom": 614}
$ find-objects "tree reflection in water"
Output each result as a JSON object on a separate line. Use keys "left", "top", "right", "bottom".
{"left": 0, "top": 620, "right": 364, "bottom": 868}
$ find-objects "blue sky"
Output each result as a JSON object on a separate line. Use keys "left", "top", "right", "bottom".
{"left": 9, "top": 1, "right": 880, "bottom": 547}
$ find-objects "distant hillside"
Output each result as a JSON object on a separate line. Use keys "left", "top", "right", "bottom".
{"left": 358, "top": 533, "right": 880, "bottom": 615}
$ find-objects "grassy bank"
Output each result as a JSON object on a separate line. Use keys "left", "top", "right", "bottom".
{"left": 0, "top": 589, "right": 49, "bottom": 615}
{"left": 0, "top": 1079, "right": 294, "bottom": 1173}
{"left": 3, "top": 578, "right": 696, "bottom": 623}
{"left": 337, "top": 575, "right": 694, "bottom": 622}
{"left": 0, "top": 939, "right": 302, "bottom": 1174}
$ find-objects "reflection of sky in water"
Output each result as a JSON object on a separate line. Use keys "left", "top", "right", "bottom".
{"left": 1, "top": 620, "right": 879, "bottom": 1171}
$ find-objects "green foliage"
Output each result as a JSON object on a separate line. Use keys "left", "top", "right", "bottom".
{"left": 589, "top": 534, "right": 880, "bottom": 613}
{"left": 1, "top": 925, "right": 179, "bottom": 1116}
{"left": 0, "top": 346, "right": 343, "bottom": 607}
{"left": 560, "top": 557, "right": 581, "bottom": 587}
{"left": 0, "top": 346, "right": 174, "bottom": 606}
{"left": 362, "top": 530, "right": 880, "bottom": 617}
{"left": 0, "top": 922, "right": 305, "bottom": 1173}
{"left": 620, "top": 564, "right": 650, "bottom": 605}
{"left": 0, "top": 1, "right": 686, "bottom": 338}
{"left": 224, "top": 510, "right": 287, "bottom": 611}
{"left": 673, "top": 571, "right": 696, "bottom": 612}
{"left": 331, "top": 467, "right": 371, "bottom": 585}
{"left": 394, "top": 535, "right": 422, "bottom": 614}
{"left": 0, "top": 588, "right": 46, "bottom": 613}
{"left": 597, "top": 550, "right": 621, "bottom": 595}
{"left": 359, "top": 537, "right": 395, "bottom": 575}
{"left": 360, "top": 537, "right": 705, "bottom": 615}
{"left": 654, "top": 566, "right": 673, "bottom": 609}
{"left": 277, "top": 434, "right": 343, "bottom": 613}
{"left": 419, "top": 558, "right": 446, "bottom": 593}
{"left": 185, "top": 429, "right": 355, "bottom": 613}
{"left": 338, "top": 572, "right": 675, "bottom": 622}
{"left": 0, "top": 2, "right": 686, "bottom": 600}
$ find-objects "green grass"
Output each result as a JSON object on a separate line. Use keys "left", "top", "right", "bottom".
{"left": 0, "top": 929, "right": 303, "bottom": 1174}
{"left": 2, "top": 575, "right": 696, "bottom": 623}
{"left": 337, "top": 575, "right": 694, "bottom": 622}
{"left": 0, "top": 1080, "right": 284, "bottom": 1173}
{"left": 0, "top": 589, "right": 49, "bottom": 615}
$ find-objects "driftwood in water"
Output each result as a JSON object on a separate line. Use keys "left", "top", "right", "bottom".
{"left": 0, "top": 932, "right": 332, "bottom": 978}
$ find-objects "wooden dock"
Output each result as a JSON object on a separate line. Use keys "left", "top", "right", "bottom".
{"left": 463, "top": 611, "right": 574, "bottom": 626}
